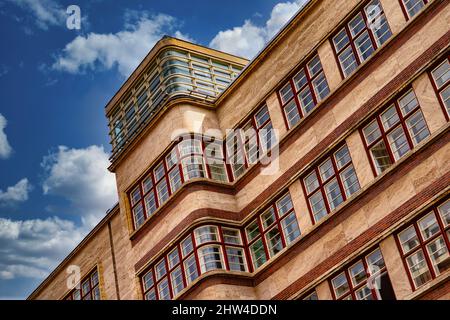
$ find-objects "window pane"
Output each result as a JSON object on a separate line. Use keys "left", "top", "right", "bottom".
{"left": 438, "top": 200, "right": 450, "bottom": 226}
{"left": 304, "top": 171, "right": 319, "bottom": 194}
{"left": 312, "top": 71, "right": 330, "bottom": 101}
{"left": 363, "top": 120, "right": 381, "bottom": 145}
{"left": 168, "top": 249, "right": 180, "bottom": 269}
{"left": 142, "top": 176, "right": 153, "bottom": 194}
{"left": 399, "top": 226, "right": 420, "bottom": 253}
{"left": 281, "top": 213, "right": 301, "bottom": 244}
{"left": 276, "top": 194, "right": 294, "bottom": 216}
{"left": 332, "top": 272, "right": 350, "bottom": 298}
{"left": 222, "top": 228, "right": 242, "bottom": 245}
{"left": 144, "top": 289, "right": 156, "bottom": 300}
{"left": 387, "top": 126, "right": 410, "bottom": 160}
{"left": 166, "top": 149, "right": 178, "bottom": 168}
{"left": 284, "top": 99, "right": 301, "bottom": 128}
{"left": 406, "top": 110, "right": 430, "bottom": 145}
{"left": 334, "top": 145, "right": 352, "bottom": 169}
{"left": 265, "top": 226, "right": 283, "bottom": 257}
{"left": 370, "top": 140, "right": 392, "bottom": 174}
{"left": 349, "top": 13, "right": 366, "bottom": 37}
{"left": 157, "top": 278, "right": 170, "bottom": 300}
{"left": 208, "top": 161, "right": 228, "bottom": 182}
{"left": 426, "top": 236, "right": 449, "bottom": 276}
{"left": 226, "top": 247, "right": 247, "bottom": 272}
{"left": 398, "top": 90, "right": 419, "bottom": 116}
{"left": 339, "top": 46, "right": 358, "bottom": 77}
{"left": 293, "top": 69, "right": 308, "bottom": 91}
{"left": 325, "top": 178, "right": 344, "bottom": 210}
{"left": 431, "top": 60, "right": 450, "bottom": 89}
{"left": 349, "top": 261, "right": 367, "bottom": 286}
{"left": 298, "top": 86, "right": 316, "bottom": 115}
{"left": 184, "top": 255, "right": 199, "bottom": 284}
{"left": 355, "top": 285, "right": 373, "bottom": 300}
{"left": 381, "top": 105, "right": 399, "bottom": 130}
{"left": 246, "top": 220, "right": 260, "bottom": 242}
{"left": 261, "top": 207, "right": 276, "bottom": 230}
{"left": 133, "top": 202, "right": 145, "bottom": 229}
{"left": 418, "top": 212, "right": 440, "bottom": 240}
{"left": 198, "top": 246, "right": 223, "bottom": 273}
{"left": 307, "top": 55, "right": 323, "bottom": 77}
{"left": 194, "top": 226, "right": 219, "bottom": 245}
{"left": 279, "top": 82, "right": 294, "bottom": 104}
{"left": 144, "top": 192, "right": 157, "bottom": 216}
{"left": 170, "top": 267, "right": 185, "bottom": 296}
{"left": 250, "top": 239, "right": 267, "bottom": 269}
{"left": 333, "top": 28, "right": 350, "bottom": 52}
{"left": 154, "top": 163, "right": 165, "bottom": 182}
{"left": 179, "top": 139, "right": 202, "bottom": 157}
{"left": 181, "top": 236, "right": 193, "bottom": 257}
{"left": 156, "top": 180, "right": 169, "bottom": 205}
{"left": 130, "top": 187, "right": 141, "bottom": 206}
{"left": 355, "top": 31, "right": 375, "bottom": 62}
{"left": 403, "top": 0, "right": 426, "bottom": 18}
{"left": 319, "top": 158, "right": 335, "bottom": 182}
{"left": 309, "top": 191, "right": 327, "bottom": 222}
{"left": 255, "top": 106, "right": 270, "bottom": 128}
{"left": 168, "top": 167, "right": 182, "bottom": 193}
{"left": 340, "top": 165, "right": 361, "bottom": 197}
{"left": 440, "top": 86, "right": 450, "bottom": 116}
{"left": 143, "top": 271, "right": 154, "bottom": 291}
{"left": 366, "top": 248, "right": 386, "bottom": 274}
{"left": 303, "top": 291, "right": 318, "bottom": 300}
{"left": 406, "top": 250, "right": 432, "bottom": 288}
{"left": 155, "top": 260, "right": 166, "bottom": 280}
{"left": 182, "top": 156, "right": 205, "bottom": 180}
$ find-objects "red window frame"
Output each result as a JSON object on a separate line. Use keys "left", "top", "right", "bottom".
{"left": 300, "top": 143, "right": 361, "bottom": 224}
{"left": 129, "top": 134, "right": 231, "bottom": 230}
{"left": 276, "top": 53, "right": 330, "bottom": 129}
{"left": 140, "top": 224, "right": 247, "bottom": 300}
{"left": 225, "top": 104, "right": 275, "bottom": 180}
{"left": 139, "top": 192, "right": 301, "bottom": 300}
{"left": 65, "top": 268, "right": 100, "bottom": 300}
{"left": 428, "top": 56, "right": 450, "bottom": 121}
{"left": 398, "top": 0, "right": 430, "bottom": 21}
{"left": 328, "top": 247, "right": 395, "bottom": 300}
{"left": 395, "top": 198, "right": 450, "bottom": 291}
{"left": 245, "top": 193, "right": 301, "bottom": 271}
{"left": 331, "top": 0, "right": 392, "bottom": 78}
{"left": 359, "top": 88, "right": 431, "bottom": 177}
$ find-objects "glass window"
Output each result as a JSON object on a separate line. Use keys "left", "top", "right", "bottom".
{"left": 332, "top": 273, "right": 350, "bottom": 298}
{"left": 226, "top": 247, "right": 247, "bottom": 272}
{"left": 340, "top": 165, "right": 361, "bottom": 197}
{"left": 281, "top": 213, "right": 301, "bottom": 244}
{"left": 438, "top": 200, "right": 450, "bottom": 226}
{"left": 157, "top": 278, "right": 170, "bottom": 300}
{"left": 222, "top": 228, "right": 242, "bottom": 245}
{"left": 246, "top": 220, "right": 260, "bottom": 242}
{"left": 184, "top": 255, "right": 199, "bottom": 284}
{"left": 431, "top": 59, "right": 450, "bottom": 89}
{"left": 168, "top": 249, "right": 180, "bottom": 269}
{"left": 181, "top": 236, "right": 194, "bottom": 257}
{"left": 402, "top": 0, "right": 427, "bottom": 19}
{"left": 170, "top": 267, "right": 184, "bottom": 296}
{"left": 133, "top": 203, "right": 145, "bottom": 229}
{"left": 194, "top": 226, "right": 219, "bottom": 245}
{"left": 261, "top": 208, "right": 276, "bottom": 230}
{"left": 198, "top": 245, "right": 223, "bottom": 273}
{"left": 265, "top": 226, "right": 283, "bottom": 257}
{"left": 276, "top": 194, "right": 294, "bottom": 217}
{"left": 250, "top": 239, "right": 267, "bottom": 269}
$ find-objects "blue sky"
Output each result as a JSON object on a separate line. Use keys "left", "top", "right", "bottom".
{"left": 0, "top": 0, "right": 307, "bottom": 299}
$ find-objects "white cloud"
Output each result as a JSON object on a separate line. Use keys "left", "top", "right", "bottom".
{"left": 0, "top": 178, "right": 32, "bottom": 205}
{"left": 41, "top": 145, "right": 117, "bottom": 228}
{"left": 0, "top": 114, "right": 12, "bottom": 159}
{"left": 52, "top": 13, "right": 193, "bottom": 77}
{"left": 6, "top": 0, "right": 66, "bottom": 30}
{"left": 0, "top": 216, "right": 85, "bottom": 280}
{"left": 209, "top": 0, "right": 309, "bottom": 58}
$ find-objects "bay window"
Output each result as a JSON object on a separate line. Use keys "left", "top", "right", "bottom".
{"left": 332, "top": 0, "right": 392, "bottom": 77}
{"left": 302, "top": 143, "right": 361, "bottom": 223}
{"left": 396, "top": 199, "right": 450, "bottom": 290}
{"left": 361, "top": 88, "right": 430, "bottom": 176}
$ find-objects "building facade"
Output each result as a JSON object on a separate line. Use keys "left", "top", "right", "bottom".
{"left": 29, "top": 0, "right": 450, "bottom": 300}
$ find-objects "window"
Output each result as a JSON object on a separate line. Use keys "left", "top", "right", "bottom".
{"left": 302, "top": 144, "right": 360, "bottom": 223}
{"left": 332, "top": 0, "right": 392, "bottom": 77}
{"left": 141, "top": 224, "right": 247, "bottom": 300}
{"left": 278, "top": 54, "right": 330, "bottom": 129}
{"left": 400, "top": 0, "right": 429, "bottom": 20}
{"left": 226, "top": 105, "right": 276, "bottom": 179}
{"left": 129, "top": 135, "right": 231, "bottom": 230}
{"left": 246, "top": 193, "right": 301, "bottom": 270}
{"left": 361, "top": 89, "right": 430, "bottom": 176}
{"left": 301, "top": 291, "right": 318, "bottom": 300}
{"left": 329, "top": 248, "right": 396, "bottom": 300}
{"left": 430, "top": 57, "right": 450, "bottom": 120}
{"left": 65, "top": 268, "right": 101, "bottom": 300}
{"left": 396, "top": 199, "right": 450, "bottom": 290}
